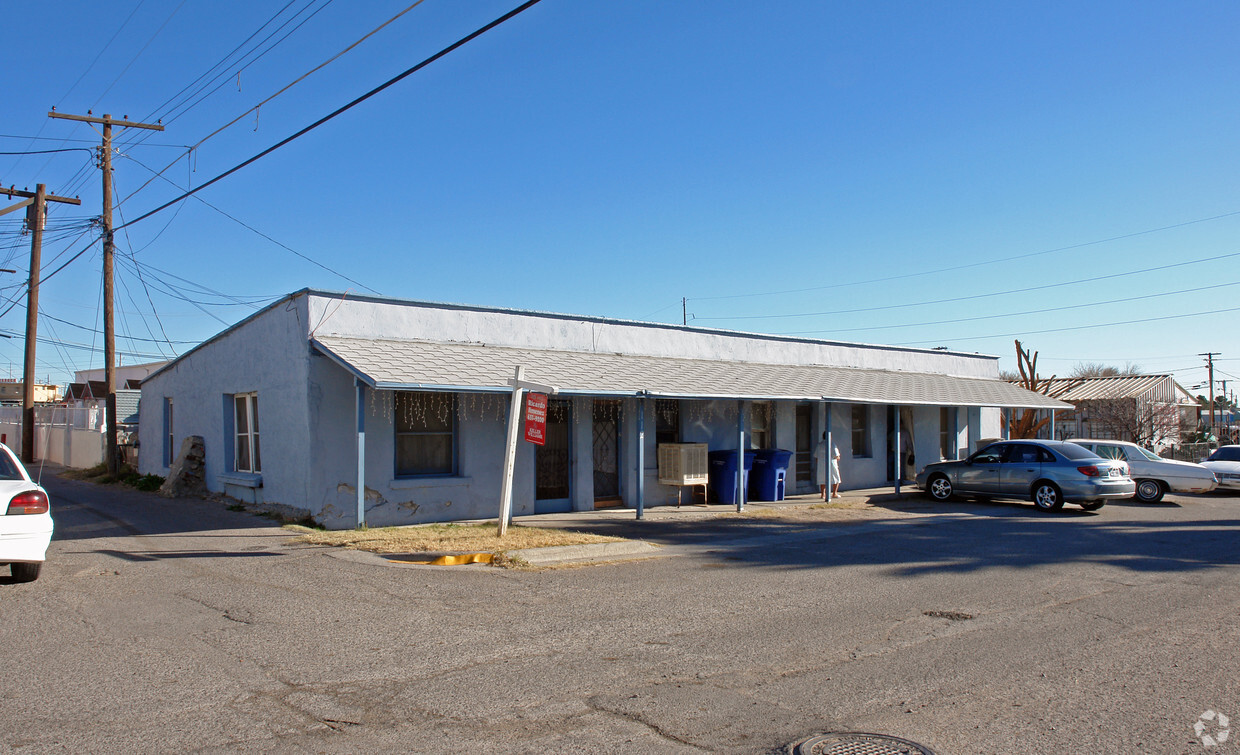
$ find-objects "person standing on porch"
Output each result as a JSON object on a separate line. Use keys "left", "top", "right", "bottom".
{"left": 814, "top": 432, "right": 842, "bottom": 500}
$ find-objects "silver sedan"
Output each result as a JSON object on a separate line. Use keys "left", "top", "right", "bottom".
{"left": 916, "top": 440, "right": 1135, "bottom": 511}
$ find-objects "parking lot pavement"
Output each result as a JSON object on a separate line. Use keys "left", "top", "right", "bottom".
{"left": 5, "top": 473, "right": 1239, "bottom": 753}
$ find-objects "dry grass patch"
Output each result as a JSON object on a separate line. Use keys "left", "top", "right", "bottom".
{"left": 725, "top": 498, "right": 918, "bottom": 523}
{"left": 285, "top": 522, "right": 625, "bottom": 554}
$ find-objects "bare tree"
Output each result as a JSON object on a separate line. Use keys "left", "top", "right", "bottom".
{"left": 1083, "top": 398, "right": 1179, "bottom": 447}
{"left": 1069, "top": 362, "right": 1144, "bottom": 378}
{"left": 1006, "top": 340, "right": 1076, "bottom": 439}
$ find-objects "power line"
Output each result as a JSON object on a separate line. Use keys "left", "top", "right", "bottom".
{"left": 695, "top": 250, "right": 1240, "bottom": 322}
{"left": 118, "top": 0, "right": 429, "bottom": 206}
{"left": 90, "top": 0, "right": 190, "bottom": 109}
{"left": 117, "top": 0, "right": 546, "bottom": 230}
{"left": 894, "top": 305, "right": 1240, "bottom": 347}
{"left": 124, "top": 0, "right": 338, "bottom": 157}
{"left": 689, "top": 209, "right": 1240, "bottom": 304}
{"left": 776, "top": 279, "right": 1240, "bottom": 336}
{"left": 57, "top": 0, "right": 149, "bottom": 107}
{"left": 0, "top": 148, "right": 94, "bottom": 156}
{"left": 119, "top": 152, "right": 381, "bottom": 294}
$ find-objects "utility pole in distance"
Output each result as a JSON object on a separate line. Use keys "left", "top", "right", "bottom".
{"left": 48, "top": 110, "right": 163, "bottom": 475}
{"left": 1200, "top": 352, "right": 1220, "bottom": 432}
{"left": 0, "top": 183, "right": 82, "bottom": 463}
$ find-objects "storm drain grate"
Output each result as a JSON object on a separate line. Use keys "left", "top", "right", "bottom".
{"left": 792, "top": 732, "right": 936, "bottom": 755}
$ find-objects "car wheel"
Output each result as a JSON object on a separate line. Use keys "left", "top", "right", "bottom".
{"left": 927, "top": 474, "right": 954, "bottom": 501}
{"left": 1032, "top": 481, "right": 1064, "bottom": 511}
{"left": 1133, "top": 479, "right": 1165, "bottom": 503}
{"left": 1080, "top": 501, "right": 1105, "bottom": 511}
{"left": 10, "top": 562, "right": 41, "bottom": 583}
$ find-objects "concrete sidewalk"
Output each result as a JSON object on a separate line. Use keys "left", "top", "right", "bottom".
{"left": 507, "top": 485, "right": 937, "bottom": 566}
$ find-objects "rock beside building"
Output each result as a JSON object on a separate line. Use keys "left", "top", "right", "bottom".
{"left": 159, "top": 435, "right": 206, "bottom": 498}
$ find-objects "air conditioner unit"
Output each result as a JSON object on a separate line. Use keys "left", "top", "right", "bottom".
{"left": 657, "top": 443, "right": 709, "bottom": 486}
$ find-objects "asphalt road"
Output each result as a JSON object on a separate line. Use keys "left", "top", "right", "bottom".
{"left": 3, "top": 472, "right": 1238, "bottom": 754}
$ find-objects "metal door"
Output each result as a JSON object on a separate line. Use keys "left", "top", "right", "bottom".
{"left": 592, "top": 400, "right": 622, "bottom": 507}
{"left": 958, "top": 443, "right": 1004, "bottom": 494}
{"left": 795, "top": 404, "right": 813, "bottom": 487}
{"left": 535, "top": 399, "right": 572, "bottom": 513}
{"left": 999, "top": 443, "right": 1043, "bottom": 496}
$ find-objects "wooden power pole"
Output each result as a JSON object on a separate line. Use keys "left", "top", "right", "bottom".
{"left": 48, "top": 111, "right": 163, "bottom": 474}
{"left": 0, "top": 184, "right": 81, "bottom": 463}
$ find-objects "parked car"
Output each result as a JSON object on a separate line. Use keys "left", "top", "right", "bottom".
{"left": 1201, "top": 445, "right": 1240, "bottom": 492}
{"left": 1068, "top": 439, "right": 1218, "bottom": 502}
{"left": 916, "top": 439, "right": 1134, "bottom": 511}
{"left": 0, "top": 444, "right": 53, "bottom": 582}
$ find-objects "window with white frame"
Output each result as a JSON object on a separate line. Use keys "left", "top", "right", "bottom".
{"left": 233, "top": 393, "right": 261, "bottom": 473}
{"left": 164, "top": 397, "right": 175, "bottom": 467}
{"left": 395, "top": 391, "right": 456, "bottom": 477}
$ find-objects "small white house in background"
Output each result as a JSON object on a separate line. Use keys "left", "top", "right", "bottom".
{"left": 1034, "top": 374, "right": 1199, "bottom": 451}
{"left": 75, "top": 360, "right": 168, "bottom": 387}
{"left": 138, "top": 289, "right": 1067, "bottom": 529}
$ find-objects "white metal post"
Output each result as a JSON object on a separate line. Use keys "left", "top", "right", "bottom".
{"left": 497, "top": 366, "right": 526, "bottom": 537}
{"left": 825, "top": 401, "right": 833, "bottom": 495}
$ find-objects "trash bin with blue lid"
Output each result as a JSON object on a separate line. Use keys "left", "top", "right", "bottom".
{"left": 750, "top": 449, "right": 793, "bottom": 501}
{"left": 707, "top": 450, "right": 755, "bottom": 505}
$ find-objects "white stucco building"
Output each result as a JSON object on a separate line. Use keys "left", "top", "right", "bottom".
{"left": 138, "top": 290, "right": 1066, "bottom": 529}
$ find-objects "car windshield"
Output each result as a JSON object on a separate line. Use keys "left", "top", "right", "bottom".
{"left": 1055, "top": 442, "right": 1100, "bottom": 461}
{"left": 1136, "top": 447, "right": 1162, "bottom": 462}
{"left": 1207, "top": 447, "right": 1240, "bottom": 462}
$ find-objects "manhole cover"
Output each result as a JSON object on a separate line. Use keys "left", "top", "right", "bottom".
{"left": 792, "top": 732, "right": 936, "bottom": 755}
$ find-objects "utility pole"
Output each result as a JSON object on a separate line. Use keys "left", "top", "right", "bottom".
{"left": 1200, "top": 352, "right": 1220, "bottom": 433}
{"left": 1, "top": 184, "right": 81, "bottom": 463}
{"left": 48, "top": 110, "right": 163, "bottom": 474}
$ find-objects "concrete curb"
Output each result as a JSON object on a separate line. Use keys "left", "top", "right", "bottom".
{"left": 507, "top": 540, "right": 662, "bottom": 566}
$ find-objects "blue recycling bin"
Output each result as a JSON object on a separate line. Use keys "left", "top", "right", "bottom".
{"left": 708, "top": 450, "right": 755, "bottom": 505}
{"left": 750, "top": 449, "right": 793, "bottom": 501}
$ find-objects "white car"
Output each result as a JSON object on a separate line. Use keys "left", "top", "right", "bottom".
{"left": 1069, "top": 439, "right": 1218, "bottom": 503}
{"left": 0, "top": 444, "right": 53, "bottom": 582}
{"left": 1201, "top": 445, "right": 1240, "bottom": 492}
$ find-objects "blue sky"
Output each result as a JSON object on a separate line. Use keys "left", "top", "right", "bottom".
{"left": 2, "top": 1, "right": 1238, "bottom": 399}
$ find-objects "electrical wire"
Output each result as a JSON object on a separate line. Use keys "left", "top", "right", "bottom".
{"left": 688, "top": 210, "right": 1240, "bottom": 304}
{"left": 894, "top": 305, "right": 1240, "bottom": 347}
{"left": 120, "top": 152, "right": 381, "bottom": 293}
{"left": 694, "top": 250, "right": 1240, "bottom": 323}
{"left": 117, "top": 0, "right": 428, "bottom": 208}
{"left": 776, "top": 280, "right": 1240, "bottom": 336}
{"left": 91, "top": 0, "right": 190, "bottom": 110}
{"left": 117, "top": 0, "right": 546, "bottom": 230}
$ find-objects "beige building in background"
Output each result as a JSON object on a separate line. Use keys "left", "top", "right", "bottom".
{"left": 0, "top": 381, "right": 59, "bottom": 404}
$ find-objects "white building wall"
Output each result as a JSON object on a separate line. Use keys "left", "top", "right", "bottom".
{"left": 138, "top": 299, "right": 315, "bottom": 511}
{"left": 306, "top": 295, "right": 1000, "bottom": 380}
{"left": 138, "top": 291, "right": 1014, "bottom": 526}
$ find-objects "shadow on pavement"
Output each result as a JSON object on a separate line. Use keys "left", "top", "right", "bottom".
{"left": 542, "top": 496, "right": 1240, "bottom": 577}
{"left": 42, "top": 471, "right": 286, "bottom": 541}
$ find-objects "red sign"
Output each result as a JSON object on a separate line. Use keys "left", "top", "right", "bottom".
{"left": 523, "top": 392, "right": 548, "bottom": 445}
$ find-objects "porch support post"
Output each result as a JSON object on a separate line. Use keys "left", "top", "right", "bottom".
{"left": 894, "top": 405, "right": 902, "bottom": 496}
{"left": 355, "top": 379, "right": 366, "bottom": 529}
{"left": 636, "top": 396, "right": 646, "bottom": 520}
{"left": 736, "top": 400, "right": 747, "bottom": 512}
{"left": 1003, "top": 407, "right": 1011, "bottom": 440}
{"left": 1050, "top": 410, "right": 1056, "bottom": 441}
{"left": 824, "top": 400, "right": 833, "bottom": 494}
